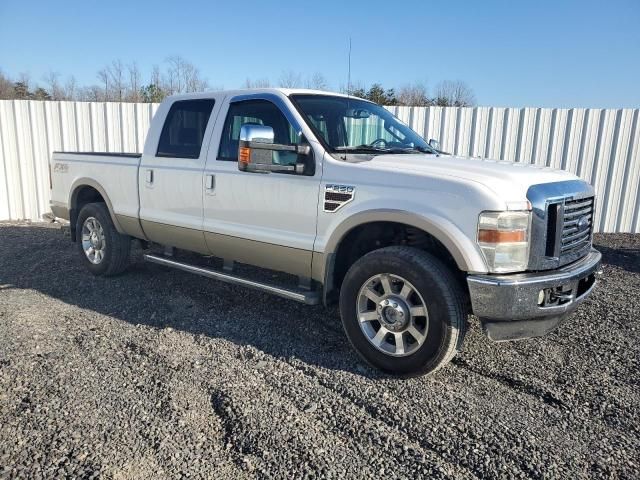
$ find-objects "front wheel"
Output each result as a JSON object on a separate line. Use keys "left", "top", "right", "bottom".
{"left": 339, "top": 246, "right": 467, "bottom": 376}
{"left": 76, "top": 202, "right": 131, "bottom": 276}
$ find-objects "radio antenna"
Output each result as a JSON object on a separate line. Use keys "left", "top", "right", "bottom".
{"left": 343, "top": 36, "right": 352, "bottom": 160}
{"left": 347, "top": 36, "right": 352, "bottom": 95}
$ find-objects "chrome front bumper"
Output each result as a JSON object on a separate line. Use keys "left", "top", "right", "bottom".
{"left": 467, "top": 249, "right": 602, "bottom": 341}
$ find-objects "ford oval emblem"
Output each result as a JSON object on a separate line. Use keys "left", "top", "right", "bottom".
{"left": 577, "top": 215, "right": 590, "bottom": 231}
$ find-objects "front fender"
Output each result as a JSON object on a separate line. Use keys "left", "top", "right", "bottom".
{"left": 325, "top": 208, "right": 486, "bottom": 271}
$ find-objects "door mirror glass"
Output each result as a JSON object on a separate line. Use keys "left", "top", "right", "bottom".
{"left": 238, "top": 124, "right": 310, "bottom": 174}
{"left": 428, "top": 138, "right": 440, "bottom": 151}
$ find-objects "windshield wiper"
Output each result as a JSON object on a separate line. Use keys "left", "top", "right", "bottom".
{"left": 335, "top": 144, "right": 436, "bottom": 155}
{"left": 335, "top": 145, "right": 392, "bottom": 154}
{"left": 335, "top": 145, "right": 437, "bottom": 156}
{"left": 386, "top": 147, "right": 423, "bottom": 154}
{"left": 387, "top": 146, "right": 436, "bottom": 154}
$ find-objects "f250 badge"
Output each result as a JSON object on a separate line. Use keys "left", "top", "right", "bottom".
{"left": 323, "top": 184, "right": 355, "bottom": 212}
{"left": 53, "top": 163, "right": 68, "bottom": 173}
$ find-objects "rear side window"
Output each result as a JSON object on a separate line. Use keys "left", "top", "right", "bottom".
{"left": 157, "top": 99, "right": 215, "bottom": 158}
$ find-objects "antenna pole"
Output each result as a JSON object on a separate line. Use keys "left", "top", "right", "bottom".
{"left": 343, "top": 36, "right": 352, "bottom": 159}
{"left": 347, "top": 36, "right": 352, "bottom": 95}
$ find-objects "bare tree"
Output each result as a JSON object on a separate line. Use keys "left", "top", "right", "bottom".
{"left": 140, "top": 65, "right": 168, "bottom": 103}
{"left": 434, "top": 80, "right": 476, "bottom": 107}
{"left": 64, "top": 76, "right": 78, "bottom": 100}
{"left": 183, "top": 62, "right": 209, "bottom": 93}
{"left": 305, "top": 72, "right": 328, "bottom": 90}
{"left": 165, "top": 55, "right": 185, "bottom": 94}
{"left": 397, "top": 83, "right": 431, "bottom": 106}
{"left": 244, "top": 77, "right": 271, "bottom": 88}
{"left": 107, "top": 60, "right": 126, "bottom": 101}
{"left": 17, "top": 72, "right": 30, "bottom": 86}
{"left": 163, "top": 55, "right": 208, "bottom": 94}
{"left": 43, "top": 71, "right": 65, "bottom": 100}
{"left": 79, "top": 85, "right": 103, "bottom": 102}
{"left": 0, "top": 70, "right": 14, "bottom": 99}
{"left": 97, "top": 68, "right": 110, "bottom": 100}
{"left": 278, "top": 70, "right": 302, "bottom": 88}
{"left": 150, "top": 65, "right": 162, "bottom": 88}
{"left": 127, "top": 62, "right": 141, "bottom": 102}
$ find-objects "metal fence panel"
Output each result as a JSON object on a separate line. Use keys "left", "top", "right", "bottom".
{"left": 387, "top": 105, "right": 640, "bottom": 233}
{"left": 0, "top": 100, "right": 638, "bottom": 232}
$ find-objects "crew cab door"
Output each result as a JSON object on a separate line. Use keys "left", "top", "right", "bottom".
{"left": 138, "top": 96, "right": 222, "bottom": 253}
{"left": 202, "top": 94, "right": 321, "bottom": 278}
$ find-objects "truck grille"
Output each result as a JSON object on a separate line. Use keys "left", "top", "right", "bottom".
{"left": 526, "top": 180, "right": 595, "bottom": 271}
{"left": 560, "top": 197, "right": 594, "bottom": 256}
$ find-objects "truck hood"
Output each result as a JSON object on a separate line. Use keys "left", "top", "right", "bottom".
{"left": 367, "top": 153, "right": 579, "bottom": 204}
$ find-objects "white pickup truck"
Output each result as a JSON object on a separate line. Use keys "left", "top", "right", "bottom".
{"left": 49, "top": 88, "right": 601, "bottom": 375}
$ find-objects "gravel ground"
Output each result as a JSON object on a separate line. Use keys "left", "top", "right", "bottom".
{"left": 0, "top": 222, "right": 638, "bottom": 479}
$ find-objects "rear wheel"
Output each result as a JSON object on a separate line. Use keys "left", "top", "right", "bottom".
{"left": 339, "top": 246, "right": 467, "bottom": 376}
{"left": 76, "top": 202, "right": 131, "bottom": 276}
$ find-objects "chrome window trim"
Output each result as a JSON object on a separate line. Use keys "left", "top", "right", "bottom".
{"left": 526, "top": 180, "right": 595, "bottom": 270}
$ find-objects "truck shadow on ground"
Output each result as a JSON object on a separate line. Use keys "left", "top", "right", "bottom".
{"left": 593, "top": 245, "right": 640, "bottom": 274}
{"left": 592, "top": 233, "right": 640, "bottom": 274}
{"left": 2, "top": 225, "right": 637, "bottom": 378}
{"left": 0, "top": 224, "right": 384, "bottom": 377}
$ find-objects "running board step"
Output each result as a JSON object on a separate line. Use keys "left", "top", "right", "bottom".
{"left": 144, "top": 254, "right": 320, "bottom": 305}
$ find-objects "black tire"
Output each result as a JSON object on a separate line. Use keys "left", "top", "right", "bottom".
{"left": 76, "top": 202, "right": 131, "bottom": 276}
{"left": 339, "top": 246, "right": 467, "bottom": 376}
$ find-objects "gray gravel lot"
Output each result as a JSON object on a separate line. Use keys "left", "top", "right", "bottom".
{"left": 0, "top": 222, "right": 638, "bottom": 479}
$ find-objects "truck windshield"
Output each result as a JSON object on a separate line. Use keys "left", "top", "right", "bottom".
{"left": 290, "top": 94, "right": 436, "bottom": 156}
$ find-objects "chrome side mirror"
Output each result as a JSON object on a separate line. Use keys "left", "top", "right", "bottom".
{"left": 238, "top": 124, "right": 310, "bottom": 174}
{"left": 428, "top": 138, "right": 440, "bottom": 151}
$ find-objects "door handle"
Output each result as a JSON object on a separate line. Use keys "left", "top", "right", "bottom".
{"left": 205, "top": 174, "right": 215, "bottom": 191}
{"left": 146, "top": 169, "right": 154, "bottom": 184}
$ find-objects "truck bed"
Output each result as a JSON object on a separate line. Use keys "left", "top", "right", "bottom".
{"left": 49, "top": 151, "right": 142, "bottom": 225}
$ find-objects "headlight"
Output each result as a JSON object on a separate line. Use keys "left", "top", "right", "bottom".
{"left": 477, "top": 211, "right": 531, "bottom": 273}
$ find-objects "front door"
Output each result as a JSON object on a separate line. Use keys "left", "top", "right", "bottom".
{"left": 138, "top": 97, "right": 222, "bottom": 253}
{"left": 202, "top": 96, "right": 321, "bottom": 278}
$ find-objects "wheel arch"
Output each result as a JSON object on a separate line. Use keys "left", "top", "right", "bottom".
{"left": 314, "top": 209, "right": 487, "bottom": 305}
{"left": 68, "top": 178, "right": 124, "bottom": 241}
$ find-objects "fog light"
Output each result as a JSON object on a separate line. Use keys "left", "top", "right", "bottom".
{"left": 537, "top": 289, "right": 545, "bottom": 306}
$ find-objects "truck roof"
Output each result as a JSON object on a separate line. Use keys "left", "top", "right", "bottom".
{"left": 166, "top": 88, "right": 355, "bottom": 102}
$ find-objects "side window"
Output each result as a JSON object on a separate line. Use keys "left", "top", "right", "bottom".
{"left": 157, "top": 99, "right": 215, "bottom": 159}
{"left": 218, "top": 100, "right": 297, "bottom": 165}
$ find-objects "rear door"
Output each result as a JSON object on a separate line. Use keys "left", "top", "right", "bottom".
{"left": 138, "top": 96, "right": 223, "bottom": 253}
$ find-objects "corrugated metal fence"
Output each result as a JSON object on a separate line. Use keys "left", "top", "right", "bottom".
{"left": 387, "top": 106, "right": 640, "bottom": 233}
{"left": 0, "top": 101, "right": 159, "bottom": 223}
{"left": 1, "top": 100, "right": 639, "bottom": 232}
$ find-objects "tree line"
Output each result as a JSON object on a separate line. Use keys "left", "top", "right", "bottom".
{"left": 245, "top": 71, "right": 475, "bottom": 106}
{"left": 0, "top": 58, "right": 476, "bottom": 107}
{"left": 342, "top": 80, "right": 475, "bottom": 107}
{"left": 0, "top": 56, "right": 209, "bottom": 104}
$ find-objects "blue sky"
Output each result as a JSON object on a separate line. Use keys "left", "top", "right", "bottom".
{"left": 1, "top": 0, "right": 639, "bottom": 108}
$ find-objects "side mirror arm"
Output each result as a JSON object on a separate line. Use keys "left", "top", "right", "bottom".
{"left": 243, "top": 163, "right": 305, "bottom": 174}
{"left": 244, "top": 141, "right": 310, "bottom": 155}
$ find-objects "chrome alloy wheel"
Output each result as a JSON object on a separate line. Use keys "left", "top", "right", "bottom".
{"left": 81, "top": 216, "right": 106, "bottom": 264}
{"left": 356, "top": 273, "right": 429, "bottom": 357}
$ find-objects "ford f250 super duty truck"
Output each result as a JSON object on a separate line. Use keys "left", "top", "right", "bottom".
{"left": 49, "top": 89, "right": 601, "bottom": 375}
